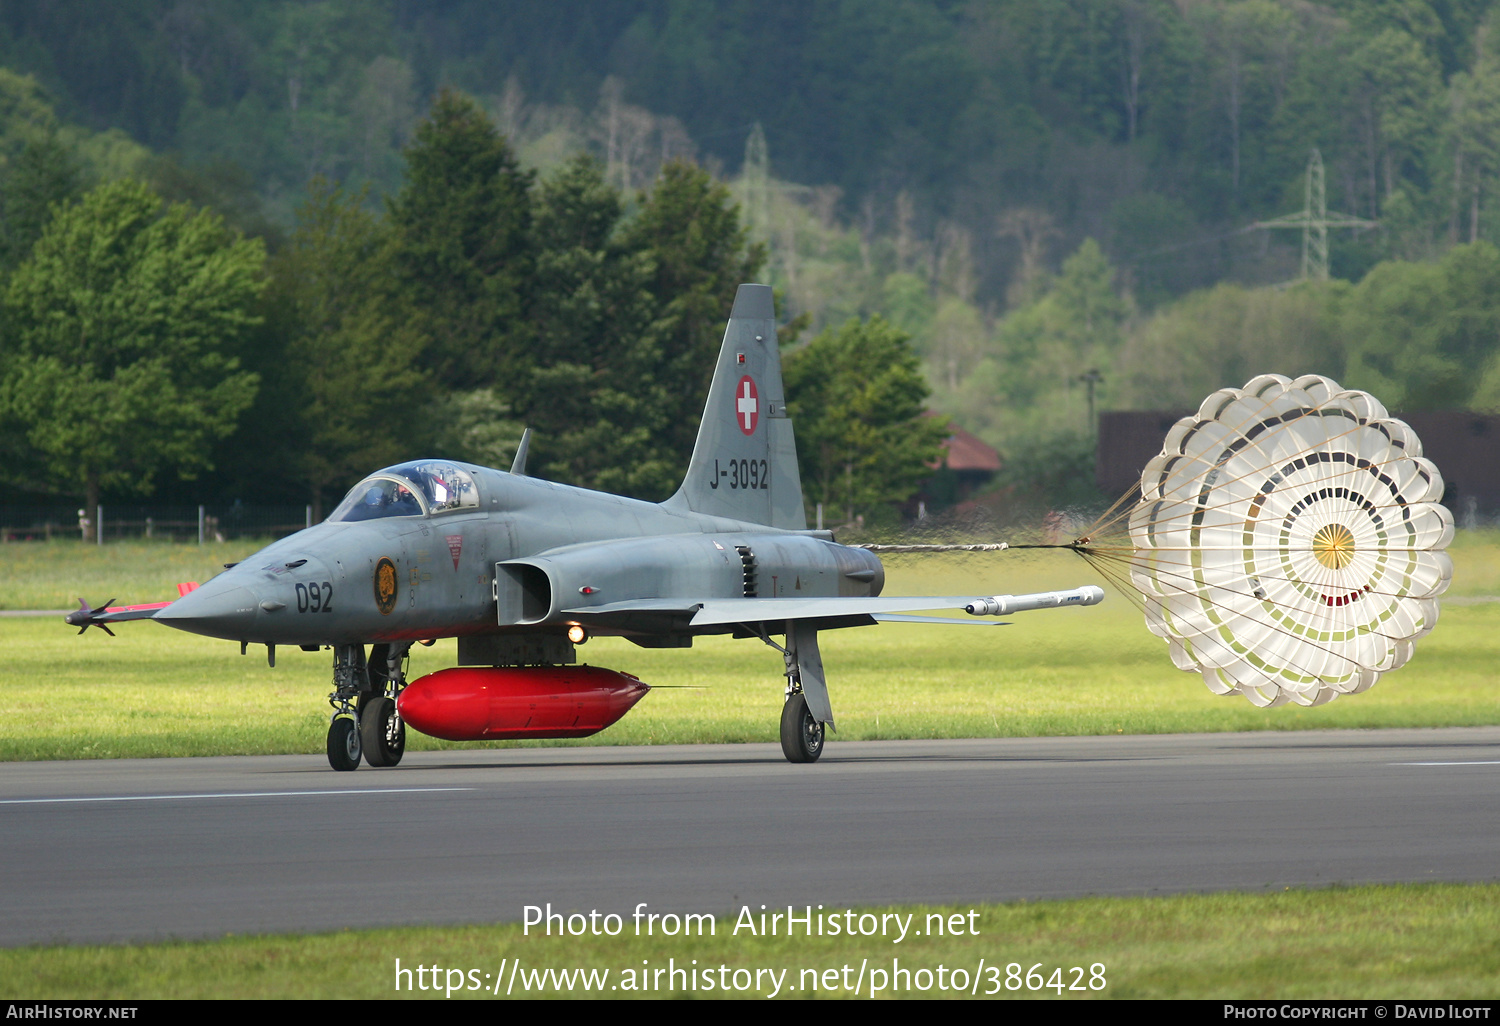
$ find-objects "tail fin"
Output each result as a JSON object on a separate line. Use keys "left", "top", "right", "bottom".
{"left": 662, "top": 283, "right": 806, "bottom": 529}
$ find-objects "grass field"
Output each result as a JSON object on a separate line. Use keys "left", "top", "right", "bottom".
{"left": 1, "top": 533, "right": 1496, "bottom": 760}
{"left": 2, "top": 536, "right": 1496, "bottom": 999}
{"left": 3, "top": 884, "right": 1497, "bottom": 999}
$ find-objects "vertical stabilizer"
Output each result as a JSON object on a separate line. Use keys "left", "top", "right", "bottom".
{"left": 663, "top": 284, "right": 806, "bottom": 528}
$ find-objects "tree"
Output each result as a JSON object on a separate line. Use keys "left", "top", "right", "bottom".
{"left": 935, "top": 238, "right": 1129, "bottom": 507}
{"left": 1193, "top": 0, "right": 1295, "bottom": 205}
{"left": 623, "top": 160, "right": 766, "bottom": 466}
{"left": 0, "top": 179, "right": 262, "bottom": 511}
{"left": 990, "top": 238, "right": 1127, "bottom": 431}
{"left": 259, "top": 179, "right": 427, "bottom": 516}
{"left": 0, "top": 134, "right": 82, "bottom": 272}
{"left": 784, "top": 316, "right": 947, "bottom": 523}
{"left": 386, "top": 88, "right": 535, "bottom": 391}
{"left": 1349, "top": 28, "right": 1444, "bottom": 216}
{"left": 521, "top": 155, "right": 674, "bottom": 498}
{"left": 1114, "top": 279, "right": 1346, "bottom": 409}
{"left": 1448, "top": 20, "right": 1500, "bottom": 242}
{"left": 1343, "top": 240, "right": 1500, "bottom": 409}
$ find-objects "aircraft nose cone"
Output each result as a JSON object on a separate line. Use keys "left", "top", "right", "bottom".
{"left": 154, "top": 581, "right": 261, "bottom": 641}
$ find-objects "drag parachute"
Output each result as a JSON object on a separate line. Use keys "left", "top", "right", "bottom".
{"left": 1082, "top": 374, "right": 1453, "bottom": 707}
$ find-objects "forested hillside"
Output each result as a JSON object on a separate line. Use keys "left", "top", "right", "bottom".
{"left": 0, "top": 0, "right": 1497, "bottom": 514}
{"left": 5, "top": 1, "right": 1496, "bottom": 290}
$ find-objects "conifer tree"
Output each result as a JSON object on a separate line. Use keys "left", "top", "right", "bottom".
{"left": 259, "top": 179, "right": 427, "bottom": 515}
{"left": 623, "top": 160, "right": 765, "bottom": 463}
{"left": 386, "top": 88, "right": 535, "bottom": 391}
{"left": 784, "top": 316, "right": 948, "bottom": 523}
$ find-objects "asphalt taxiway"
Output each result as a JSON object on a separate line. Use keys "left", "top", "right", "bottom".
{"left": 3, "top": 728, "right": 1498, "bottom": 946}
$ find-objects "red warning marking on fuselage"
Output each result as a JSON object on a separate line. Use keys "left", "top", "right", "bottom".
{"left": 735, "top": 375, "right": 759, "bottom": 435}
{"left": 445, "top": 534, "right": 463, "bottom": 569}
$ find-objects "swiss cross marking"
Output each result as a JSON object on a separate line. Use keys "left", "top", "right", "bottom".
{"left": 735, "top": 375, "right": 759, "bottom": 435}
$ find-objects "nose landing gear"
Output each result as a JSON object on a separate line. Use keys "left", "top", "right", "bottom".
{"left": 358, "top": 694, "right": 404, "bottom": 766}
{"left": 327, "top": 714, "right": 361, "bottom": 771}
{"left": 326, "top": 642, "right": 411, "bottom": 770}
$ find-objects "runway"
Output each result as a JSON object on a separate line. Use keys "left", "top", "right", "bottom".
{"left": 3, "top": 727, "right": 1499, "bottom": 946}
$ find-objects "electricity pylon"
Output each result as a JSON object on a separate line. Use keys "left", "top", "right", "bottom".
{"left": 1253, "top": 149, "right": 1376, "bottom": 280}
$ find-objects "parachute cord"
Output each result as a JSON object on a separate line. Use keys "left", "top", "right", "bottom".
{"left": 853, "top": 542, "right": 1086, "bottom": 553}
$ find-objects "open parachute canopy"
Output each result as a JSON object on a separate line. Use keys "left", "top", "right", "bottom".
{"left": 1081, "top": 374, "right": 1453, "bottom": 708}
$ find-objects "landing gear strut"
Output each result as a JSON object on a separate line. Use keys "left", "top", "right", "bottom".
{"left": 758, "top": 620, "right": 833, "bottom": 764}
{"left": 326, "top": 643, "right": 410, "bottom": 771}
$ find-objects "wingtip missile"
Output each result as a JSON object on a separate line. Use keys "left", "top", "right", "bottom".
{"left": 66, "top": 597, "right": 117, "bottom": 636}
{"left": 965, "top": 585, "right": 1105, "bottom": 616}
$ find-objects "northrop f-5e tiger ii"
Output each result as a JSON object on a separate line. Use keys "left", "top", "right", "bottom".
{"left": 69, "top": 284, "right": 1103, "bottom": 769}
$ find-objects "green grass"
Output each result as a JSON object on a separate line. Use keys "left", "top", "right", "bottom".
{"left": 12, "top": 526, "right": 1499, "bottom": 608}
{"left": 1445, "top": 526, "right": 1500, "bottom": 596}
{"left": 1, "top": 536, "right": 1497, "bottom": 760}
{"left": 4, "top": 884, "right": 1497, "bottom": 998}
{"left": 0, "top": 537, "right": 253, "bottom": 611}
{"left": 4, "top": 541, "right": 1496, "bottom": 1000}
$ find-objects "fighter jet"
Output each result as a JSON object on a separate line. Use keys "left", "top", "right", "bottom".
{"left": 68, "top": 284, "right": 1103, "bottom": 770}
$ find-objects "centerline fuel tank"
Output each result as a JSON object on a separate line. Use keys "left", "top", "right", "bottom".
{"left": 395, "top": 665, "right": 650, "bottom": 741}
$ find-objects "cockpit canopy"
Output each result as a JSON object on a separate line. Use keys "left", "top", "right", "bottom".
{"left": 328, "top": 461, "right": 480, "bottom": 522}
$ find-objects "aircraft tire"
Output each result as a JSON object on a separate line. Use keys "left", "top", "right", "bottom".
{"left": 779, "top": 692, "right": 824, "bottom": 764}
{"left": 359, "top": 695, "right": 405, "bottom": 768}
{"left": 327, "top": 716, "right": 361, "bottom": 771}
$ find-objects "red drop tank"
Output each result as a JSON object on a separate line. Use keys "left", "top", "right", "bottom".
{"left": 396, "top": 665, "right": 650, "bottom": 741}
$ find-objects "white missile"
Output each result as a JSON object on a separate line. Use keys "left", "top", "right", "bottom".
{"left": 965, "top": 585, "right": 1105, "bottom": 617}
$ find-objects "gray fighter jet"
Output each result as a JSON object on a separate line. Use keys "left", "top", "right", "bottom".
{"left": 69, "top": 284, "right": 1103, "bottom": 769}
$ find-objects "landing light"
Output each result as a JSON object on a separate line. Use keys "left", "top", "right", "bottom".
{"left": 567, "top": 625, "right": 588, "bottom": 645}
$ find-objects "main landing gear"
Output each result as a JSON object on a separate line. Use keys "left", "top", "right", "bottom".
{"left": 759, "top": 619, "right": 832, "bottom": 764}
{"left": 327, "top": 642, "right": 411, "bottom": 771}
{"left": 780, "top": 689, "right": 824, "bottom": 763}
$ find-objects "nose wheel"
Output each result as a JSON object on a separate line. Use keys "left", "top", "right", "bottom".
{"left": 324, "top": 642, "right": 409, "bottom": 770}
{"left": 327, "top": 715, "right": 361, "bottom": 771}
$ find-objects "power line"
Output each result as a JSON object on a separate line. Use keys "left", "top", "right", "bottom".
{"left": 1121, "top": 224, "right": 1256, "bottom": 264}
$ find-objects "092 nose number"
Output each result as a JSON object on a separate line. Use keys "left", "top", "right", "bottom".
{"left": 295, "top": 582, "right": 333, "bottom": 613}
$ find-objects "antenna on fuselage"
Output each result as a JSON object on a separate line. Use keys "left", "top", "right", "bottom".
{"left": 510, "top": 428, "right": 532, "bottom": 476}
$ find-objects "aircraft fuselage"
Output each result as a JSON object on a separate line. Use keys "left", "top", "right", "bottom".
{"left": 155, "top": 463, "right": 884, "bottom": 649}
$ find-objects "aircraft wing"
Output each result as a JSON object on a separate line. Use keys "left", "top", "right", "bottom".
{"left": 686, "top": 596, "right": 993, "bottom": 625}
{"left": 560, "top": 586, "right": 1103, "bottom": 631}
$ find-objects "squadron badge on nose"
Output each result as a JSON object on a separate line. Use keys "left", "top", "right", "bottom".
{"left": 374, "top": 557, "right": 398, "bottom": 615}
